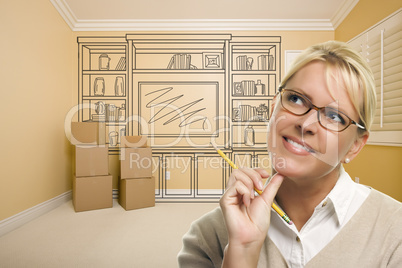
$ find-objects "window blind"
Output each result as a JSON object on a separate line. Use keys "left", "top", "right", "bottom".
{"left": 348, "top": 9, "right": 402, "bottom": 146}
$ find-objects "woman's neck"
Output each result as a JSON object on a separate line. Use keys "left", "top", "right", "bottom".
{"left": 275, "top": 168, "right": 340, "bottom": 231}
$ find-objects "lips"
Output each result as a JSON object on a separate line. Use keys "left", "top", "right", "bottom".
{"left": 283, "top": 136, "right": 315, "bottom": 154}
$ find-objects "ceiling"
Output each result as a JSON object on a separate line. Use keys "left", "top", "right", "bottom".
{"left": 51, "top": 0, "right": 359, "bottom": 31}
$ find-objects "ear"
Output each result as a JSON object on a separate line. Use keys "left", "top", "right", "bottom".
{"left": 343, "top": 133, "right": 369, "bottom": 163}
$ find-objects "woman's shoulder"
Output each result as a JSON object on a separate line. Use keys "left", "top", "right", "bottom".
{"left": 368, "top": 188, "right": 402, "bottom": 210}
{"left": 182, "top": 206, "right": 228, "bottom": 247}
{"left": 178, "top": 206, "right": 228, "bottom": 267}
{"left": 190, "top": 206, "right": 227, "bottom": 236}
{"left": 364, "top": 188, "right": 402, "bottom": 226}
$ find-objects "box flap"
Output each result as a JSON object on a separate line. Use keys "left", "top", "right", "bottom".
{"left": 120, "top": 136, "right": 148, "bottom": 148}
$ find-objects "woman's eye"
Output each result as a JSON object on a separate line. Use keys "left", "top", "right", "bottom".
{"left": 325, "top": 109, "right": 347, "bottom": 125}
{"left": 288, "top": 94, "right": 305, "bottom": 106}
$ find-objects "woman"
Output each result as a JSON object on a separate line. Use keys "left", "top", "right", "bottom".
{"left": 178, "top": 41, "right": 402, "bottom": 267}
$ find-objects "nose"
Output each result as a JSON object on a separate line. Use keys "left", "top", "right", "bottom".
{"left": 296, "top": 109, "right": 320, "bottom": 135}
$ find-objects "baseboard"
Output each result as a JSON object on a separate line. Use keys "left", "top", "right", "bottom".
{"left": 0, "top": 191, "right": 72, "bottom": 237}
{"left": 114, "top": 189, "right": 223, "bottom": 198}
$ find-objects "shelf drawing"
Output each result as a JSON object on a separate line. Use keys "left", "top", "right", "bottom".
{"left": 229, "top": 36, "right": 280, "bottom": 151}
{"left": 77, "top": 34, "right": 281, "bottom": 201}
{"left": 167, "top": 54, "right": 198, "bottom": 69}
{"left": 232, "top": 101, "right": 270, "bottom": 122}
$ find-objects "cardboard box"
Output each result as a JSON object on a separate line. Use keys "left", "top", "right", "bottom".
{"left": 73, "top": 174, "right": 113, "bottom": 212}
{"left": 75, "top": 145, "right": 109, "bottom": 177}
{"left": 120, "top": 136, "right": 148, "bottom": 148}
{"left": 119, "top": 177, "right": 155, "bottom": 210}
{"left": 71, "top": 122, "right": 106, "bottom": 145}
{"left": 120, "top": 147, "right": 152, "bottom": 179}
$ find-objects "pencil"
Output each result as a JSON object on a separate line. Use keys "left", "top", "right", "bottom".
{"left": 211, "top": 142, "right": 293, "bottom": 225}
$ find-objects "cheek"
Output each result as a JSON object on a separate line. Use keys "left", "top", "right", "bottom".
{"left": 314, "top": 134, "right": 346, "bottom": 167}
{"left": 337, "top": 136, "right": 356, "bottom": 158}
{"left": 267, "top": 112, "right": 285, "bottom": 152}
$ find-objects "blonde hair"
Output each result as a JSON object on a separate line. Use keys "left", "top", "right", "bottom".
{"left": 280, "top": 41, "right": 376, "bottom": 133}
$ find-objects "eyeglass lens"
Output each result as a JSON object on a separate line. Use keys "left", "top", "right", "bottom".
{"left": 281, "top": 90, "right": 350, "bottom": 131}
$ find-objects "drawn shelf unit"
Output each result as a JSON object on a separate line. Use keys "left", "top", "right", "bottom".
{"left": 229, "top": 36, "right": 281, "bottom": 149}
{"left": 76, "top": 34, "right": 282, "bottom": 201}
{"left": 78, "top": 37, "right": 128, "bottom": 149}
{"left": 126, "top": 34, "right": 231, "bottom": 149}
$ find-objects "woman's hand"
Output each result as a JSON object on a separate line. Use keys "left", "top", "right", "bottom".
{"left": 220, "top": 168, "right": 284, "bottom": 267}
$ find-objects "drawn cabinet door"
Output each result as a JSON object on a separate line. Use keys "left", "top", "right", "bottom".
{"left": 163, "top": 154, "right": 193, "bottom": 197}
{"left": 152, "top": 154, "right": 162, "bottom": 198}
{"left": 233, "top": 152, "right": 253, "bottom": 169}
{"left": 254, "top": 152, "right": 271, "bottom": 170}
{"left": 254, "top": 152, "right": 271, "bottom": 185}
{"left": 195, "top": 154, "right": 227, "bottom": 198}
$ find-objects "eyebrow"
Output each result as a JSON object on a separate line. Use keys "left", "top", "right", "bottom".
{"left": 289, "top": 88, "right": 314, "bottom": 102}
{"left": 289, "top": 87, "right": 349, "bottom": 114}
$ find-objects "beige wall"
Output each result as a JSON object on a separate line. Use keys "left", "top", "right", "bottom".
{"left": 335, "top": 0, "right": 402, "bottom": 201}
{"left": 335, "top": 0, "right": 401, "bottom": 42}
{"left": 346, "top": 146, "right": 402, "bottom": 201}
{"left": 0, "top": 0, "right": 73, "bottom": 221}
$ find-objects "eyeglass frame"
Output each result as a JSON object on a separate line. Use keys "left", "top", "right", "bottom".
{"left": 277, "top": 87, "right": 365, "bottom": 132}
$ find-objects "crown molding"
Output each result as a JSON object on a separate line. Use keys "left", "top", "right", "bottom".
{"left": 50, "top": 0, "right": 77, "bottom": 30}
{"left": 331, "top": 0, "right": 359, "bottom": 29}
{"left": 51, "top": 0, "right": 336, "bottom": 32}
{"left": 70, "top": 19, "right": 334, "bottom": 32}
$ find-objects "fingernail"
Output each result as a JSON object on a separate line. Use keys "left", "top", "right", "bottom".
{"left": 258, "top": 180, "right": 264, "bottom": 190}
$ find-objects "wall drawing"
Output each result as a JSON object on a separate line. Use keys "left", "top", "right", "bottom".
{"left": 77, "top": 34, "right": 281, "bottom": 201}
{"left": 139, "top": 82, "right": 219, "bottom": 136}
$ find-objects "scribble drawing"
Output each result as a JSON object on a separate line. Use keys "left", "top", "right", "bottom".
{"left": 139, "top": 82, "right": 219, "bottom": 137}
{"left": 145, "top": 86, "right": 207, "bottom": 128}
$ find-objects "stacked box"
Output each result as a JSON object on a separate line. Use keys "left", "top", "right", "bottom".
{"left": 73, "top": 174, "right": 112, "bottom": 212}
{"left": 74, "top": 146, "right": 109, "bottom": 177}
{"left": 119, "top": 176, "right": 155, "bottom": 210}
{"left": 71, "top": 122, "right": 112, "bottom": 212}
{"left": 71, "top": 122, "right": 106, "bottom": 145}
{"left": 119, "top": 136, "right": 155, "bottom": 210}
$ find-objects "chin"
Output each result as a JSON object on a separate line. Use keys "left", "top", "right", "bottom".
{"left": 273, "top": 165, "right": 300, "bottom": 179}
{"left": 271, "top": 154, "right": 317, "bottom": 179}
{"left": 272, "top": 157, "right": 298, "bottom": 177}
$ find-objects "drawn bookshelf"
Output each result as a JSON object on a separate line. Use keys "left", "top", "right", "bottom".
{"left": 229, "top": 36, "right": 281, "bottom": 150}
{"left": 77, "top": 34, "right": 281, "bottom": 201}
{"left": 77, "top": 37, "right": 128, "bottom": 149}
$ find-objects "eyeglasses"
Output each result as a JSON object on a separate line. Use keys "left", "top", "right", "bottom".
{"left": 278, "top": 88, "right": 365, "bottom": 132}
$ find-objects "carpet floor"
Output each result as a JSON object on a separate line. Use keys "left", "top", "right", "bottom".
{"left": 0, "top": 200, "right": 219, "bottom": 268}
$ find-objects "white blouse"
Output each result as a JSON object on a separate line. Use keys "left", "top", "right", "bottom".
{"left": 268, "top": 166, "right": 370, "bottom": 267}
